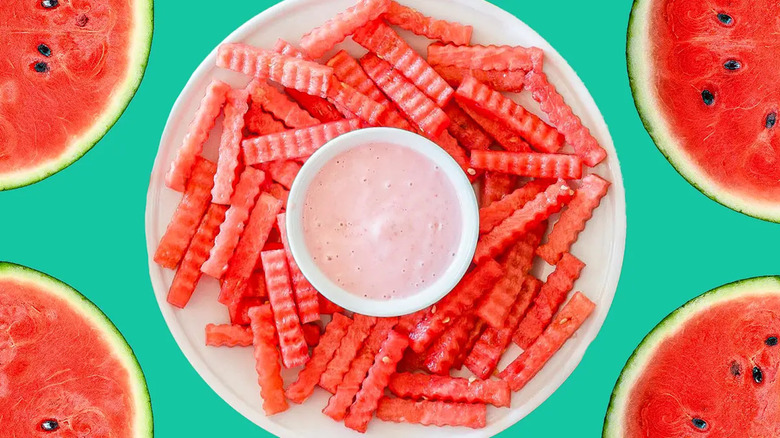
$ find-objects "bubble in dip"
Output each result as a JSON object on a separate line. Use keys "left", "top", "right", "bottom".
{"left": 302, "top": 142, "right": 462, "bottom": 300}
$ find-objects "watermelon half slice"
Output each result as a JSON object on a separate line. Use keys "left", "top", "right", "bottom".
{"left": 628, "top": 0, "right": 780, "bottom": 221}
{"left": 0, "top": 1, "right": 153, "bottom": 190}
{"left": 0, "top": 263, "right": 152, "bottom": 436}
{"left": 604, "top": 277, "right": 780, "bottom": 437}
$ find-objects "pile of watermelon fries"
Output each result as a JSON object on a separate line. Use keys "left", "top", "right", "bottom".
{"left": 154, "top": 0, "right": 611, "bottom": 432}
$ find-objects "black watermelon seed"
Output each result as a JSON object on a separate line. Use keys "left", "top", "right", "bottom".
{"left": 33, "top": 62, "right": 50, "bottom": 73}
{"left": 692, "top": 418, "right": 707, "bottom": 430}
{"left": 753, "top": 366, "right": 763, "bottom": 383}
{"left": 724, "top": 60, "right": 741, "bottom": 70}
{"left": 37, "top": 44, "right": 51, "bottom": 57}
{"left": 702, "top": 90, "right": 715, "bottom": 106}
{"left": 730, "top": 360, "right": 741, "bottom": 376}
{"left": 40, "top": 420, "right": 59, "bottom": 431}
{"left": 75, "top": 14, "right": 89, "bottom": 27}
{"left": 766, "top": 113, "right": 777, "bottom": 129}
{"left": 717, "top": 13, "right": 733, "bottom": 25}
{"left": 766, "top": 336, "right": 778, "bottom": 346}
{"left": 41, "top": 0, "right": 59, "bottom": 8}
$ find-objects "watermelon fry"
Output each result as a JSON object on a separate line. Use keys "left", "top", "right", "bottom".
{"left": 155, "top": 157, "right": 217, "bottom": 269}
{"left": 500, "top": 291, "right": 595, "bottom": 391}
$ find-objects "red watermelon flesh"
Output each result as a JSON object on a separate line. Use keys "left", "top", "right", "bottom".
{"left": 0, "top": 264, "right": 151, "bottom": 436}
{"left": 606, "top": 279, "right": 780, "bottom": 437}
{"left": 0, "top": 0, "right": 152, "bottom": 189}
{"left": 629, "top": 0, "right": 780, "bottom": 219}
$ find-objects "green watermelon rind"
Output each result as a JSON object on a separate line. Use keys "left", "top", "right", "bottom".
{"left": 602, "top": 275, "right": 780, "bottom": 436}
{"left": 626, "top": 0, "right": 780, "bottom": 223}
{"left": 0, "top": 0, "right": 154, "bottom": 191}
{"left": 0, "top": 262, "right": 154, "bottom": 436}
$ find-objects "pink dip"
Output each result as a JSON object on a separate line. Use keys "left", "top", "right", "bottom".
{"left": 303, "top": 142, "right": 462, "bottom": 300}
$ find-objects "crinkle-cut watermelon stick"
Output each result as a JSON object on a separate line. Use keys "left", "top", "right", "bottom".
{"left": 453, "top": 319, "right": 486, "bottom": 370}
{"left": 201, "top": 167, "right": 266, "bottom": 278}
{"left": 360, "top": 53, "right": 450, "bottom": 138}
{"left": 327, "top": 81, "right": 411, "bottom": 132}
{"left": 513, "top": 253, "right": 585, "bottom": 349}
{"left": 409, "top": 260, "right": 503, "bottom": 353}
{"left": 471, "top": 150, "right": 582, "bottom": 180}
{"left": 248, "top": 80, "right": 319, "bottom": 129}
{"left": 481, "top": 172, "right": 517, "bottom": 208}
{"left": 323, "top": 318, "right": 398, "bottom": 421}
{"left": 278, "top": 213, "right": 320, "bottom": 324}
{"left": 388, "top": 372, "right": 510, "bottom": 408}
{"left": 261, "top": 249, "right": 310, "bottom": 368}
{"left": 300, "top": 0, "right": 391, "bottom": 59}
{"left": 461, "top": 105, "right": 532, "bottom": 153}
{"left": 272, "top": 38, "right": 310, "bottom": 60}
{"left": 267, "top": 183, "right": 289, "bottom": 209}
{"left": 456, "top": 76, "right": 563, "bottom": 153}
{"left": 480, "top": 179, "right": 553, "bottom": 234}
{"left": 476, "top": 231, "right": 543, "bottom": 329}
{"left": 424, "top": 315, "right": 477, "bottom": 375}
{"left": 319, "top": 294, "right": 344, "bottom": 315}
{"left": 353, "top": 20, "right": 454, "bottom": 107}
{"left": 167, "top": 204, "right": 228, "bottom": 308}
{"left": 344, "top": 330, "right": 409, "bottom": 433}
{"left": 303, "top": 323, "right": 322, "bottom": 347}
{"left": 263, "top": 160, "right": 302, "bottom": 190}
{"left": 217, "top": 43, "right": 334, "bottom": 97}
{"left": 248, "top": 305, "right": 289, "bottom": 416}
{"left": 501, "top": 291, "right": 595, "bottom": 391}
{"left": 474, "top": 181, "right": 574, "bottom": 264}
{"left": 384, "top": 1, "right": 473, "bottom": 45}
{"left": 327, "top": 50, "right": 391, "bottom": 106}
{"left": 218, "top": 193, "right": 283, "bottom": 305}
{"left": 286, "top": 313, "right": 352, "bottom": 404}
{"left": 205, "top": 323, "right": 254, "bottom": 347}
{"left": 285, "top": 87, "right": 343, "bottom": 123}
{"left": 433, "top": 64, "right": 525, "bottom": 92}
{"left": 166, "top": 80, "right": 230, "bottom": 192}
{"left": 155, "top": 158, "right": 217, "bottom": 270}
{"left": 245, "top": 105, "right": 288, "bottom": 136}
{"left": 431, "top": 131, "right": 472, "bottom": 177}
{"left": 212, "top": 88, "right": 250, "bottom": 205}
{"left": 443, "top": 102, "right": 492, "bottom": 151}
{"left": 271, "top": 40, "right": 345, "bottom": 123}
{"left": 376, "top": 398, "right": 487, "bottom": 429}
{"left": 242, "top": 119, "right": 364, "bottom": 164}
{"left": 320, "top": 314, "right": 377, "bottom": 393}
{"left": 466, "top": 276, "right": 542, "bottom": 379}
{"left": 394, "top": 308, "right": 428, "bottom": 334}
{"left": 326, "top": 82, "right": 391, "bottom": 127}
{"left": 428, "top": 43, "right": 543, "bottom": 72}
{"left": 525, "top": 70, "right": 607, "bottom": 167}
{"left": 538, "top": 175, "right": 611, "bottom": 265}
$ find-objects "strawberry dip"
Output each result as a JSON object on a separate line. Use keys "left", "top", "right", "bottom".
{"left": 302, "top": 142, "right": 462, "bottom": 300}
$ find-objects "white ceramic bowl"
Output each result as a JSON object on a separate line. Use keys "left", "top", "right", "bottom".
{"left": 285, "top": 127, "right": 479, "bottom": 318}
{"left": 145, "top": 0, "right": 627, "bottom": 436}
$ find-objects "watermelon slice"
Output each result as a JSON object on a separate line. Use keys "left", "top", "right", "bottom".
{"left": 605, "top": 277, "right": 780, "bottom": 436}
{"left": 0, "top": 263, "right": 152, "bottom": 435}
{"left": 627, "top": 0, "right": 780, "bottom": 221}
{"left": 0, "top": 0, "right": 152, "bottom": 190}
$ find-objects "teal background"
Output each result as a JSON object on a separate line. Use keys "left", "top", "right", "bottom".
{"left": 3, "top": 0, "right": 779, "bottom": 436}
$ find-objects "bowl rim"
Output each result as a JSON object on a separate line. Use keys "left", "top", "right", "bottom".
{"left": 285, "top": 127, "right": 480, "bottom": 317}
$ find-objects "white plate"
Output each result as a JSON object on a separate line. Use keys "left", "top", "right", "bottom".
{"left": 145, "top": 1, "right": 626, "bottom": 436}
